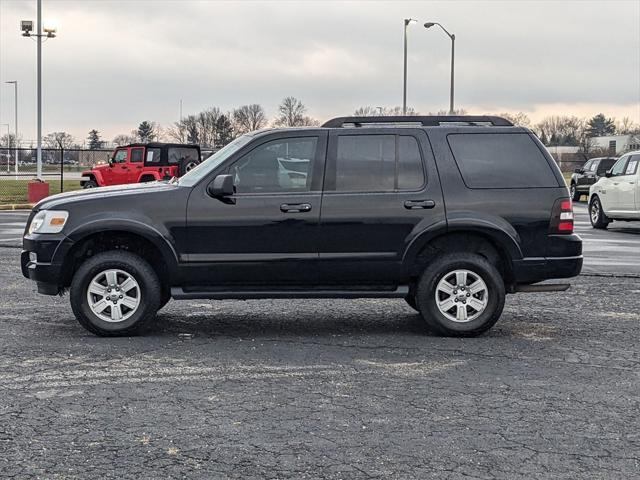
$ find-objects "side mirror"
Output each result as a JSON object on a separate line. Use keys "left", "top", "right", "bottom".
{"left": 108, "top": 157, "right": 114, "bottom": 167}
{"left": 574, "top": 167, "right": 583, "bottom": 174}
{"left": 605, "top": 170, "right": 612, "bottom": 178}
{"left": 208, "top": 174, "right": 235, "bottom": 197}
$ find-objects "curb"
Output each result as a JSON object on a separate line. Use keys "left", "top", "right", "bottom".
{"left": 0, "top": 204, "right": 33, "bottom": 211}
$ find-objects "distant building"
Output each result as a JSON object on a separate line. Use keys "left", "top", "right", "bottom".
{"left": 589, "top": 134, "right": 640, "bottom": 155}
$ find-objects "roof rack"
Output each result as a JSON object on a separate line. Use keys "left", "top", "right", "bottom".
{"left": 321, "top": 115, "right": 513, "bottom": 128}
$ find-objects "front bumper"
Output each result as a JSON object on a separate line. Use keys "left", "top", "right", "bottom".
{"left": 21, "top": 233, "right": 74, "bottom": 295}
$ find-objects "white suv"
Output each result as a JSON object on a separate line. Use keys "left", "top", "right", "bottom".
{"left": 589, "top": 151, "right": 640, "bottom": 229}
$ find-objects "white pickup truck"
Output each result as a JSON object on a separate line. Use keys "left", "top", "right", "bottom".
{"left": 589, "top": 150, "right": 640, "bottom": 228}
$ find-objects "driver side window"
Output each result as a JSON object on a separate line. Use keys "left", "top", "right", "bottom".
{"left": 113, "top": 149, "right": 128, "bottom": 163}
{"left": 230, "top": 137, "right": 318, "bottom": 194}
{"left": 610, "top": 156, "right": 628, "bottom": 176}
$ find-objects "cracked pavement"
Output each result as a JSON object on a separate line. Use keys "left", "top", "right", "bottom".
{"left": 0, "top": 247, "right": 639, "bottom": 478}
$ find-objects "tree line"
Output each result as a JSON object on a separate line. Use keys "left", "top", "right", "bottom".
{"left": 2, "top": 98, "right": 638, "bottom": 155}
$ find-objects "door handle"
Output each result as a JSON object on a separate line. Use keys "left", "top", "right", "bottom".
{"left": 613, "top": 182, "right": 619, "bottom": 185}
{"left": 404, "top": 199, "right": 436, "bottom": 209}
{"left": 280, "top": 203, "right": 312, "bottom": 213}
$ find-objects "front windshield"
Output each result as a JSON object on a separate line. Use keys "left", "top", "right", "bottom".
{"left": 177, "top": 134, "right": 254, "bottom": 187}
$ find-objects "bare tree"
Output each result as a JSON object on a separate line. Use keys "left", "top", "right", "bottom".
{"left": 0, "top": 133, "right": 20, "bottom": 148}
{"left": 616, "top": 117, "right": 640, "bottom": 135}
{"left": 352, "top": 106, "right": 418, "bottom": 116}
{"left": 534, "top": 116, "right": 587, "bottom": 147}
{"left": 274, "top": 97, "right": 318, "bottom": 127}
{"left": 112, "top": 134, "right": 138, "bottom": 146}
{"left": 43, "top": 131, "right": 75, "bottom": 149}
{"left": 233, "top": 104, "right": 267, "bottom": 134}
{"left": 499, "top": 112, "right": 531, "bottom": 127}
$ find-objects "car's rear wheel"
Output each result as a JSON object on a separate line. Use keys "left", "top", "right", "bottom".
{"left": 83, "top": 180, "right": 98, "bottom": 189}
{"left": 570, "top": 183, "right": 581, "bottom": 202}
{"left": 70, "top": 251, "right": 161, "bottom": 336}
{"left": 589, "top": 196, "right": 609, "bottom": 229}
{"left": 416, "top": 253, "right": 505, "bottom": 337}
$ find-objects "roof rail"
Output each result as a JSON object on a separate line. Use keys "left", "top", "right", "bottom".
{"left": 321, "top": 115, "right": 513, "bottom": 128}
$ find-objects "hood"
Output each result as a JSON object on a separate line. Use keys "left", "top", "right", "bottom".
{"left": 90, "top": 163, "right": 110, "bottom": 171}
{"left": 35, "top": 181, "right": 179, "bottom": 211}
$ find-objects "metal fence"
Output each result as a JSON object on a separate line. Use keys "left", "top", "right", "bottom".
{"left": 0, "top": 146, "right": 217, "bottom": 205}
{"left": 0, "top": 147, "right": 112, "bottom": 205}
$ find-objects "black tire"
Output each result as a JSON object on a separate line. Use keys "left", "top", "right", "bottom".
{"left": 570, "top": 183, "right": 581, "bottom": 202}
{"left": 83, "top": 180, "right": 98, "bottom": 189}
{"left": 179, "top": 159, "right": 200, "bottom": 176}
{"left": 70, "top": 251, "right": 161, "bottom": 336}
{"left": 416, "top": 252, "right": 505, "bottom": 337}
{"left": 589, "top": 195, "right": 609, "bottom": 229}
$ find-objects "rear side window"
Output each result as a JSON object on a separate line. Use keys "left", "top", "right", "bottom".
{"left": 447, "top": 133, "right": 558, "bottom": 188}
{"left": 146, "top": 148, "right": 162, "bottom": 164}
{"left": 168, "top": 147, "right": 199, "bottom": 165}
{"left": 597, "top": 158, "right": 616, "bottom": 174}
{"left": 334, "top": 134, "right": 425, "bottom": 192}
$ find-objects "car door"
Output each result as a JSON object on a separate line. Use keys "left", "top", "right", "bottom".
{"left": 601, "top": 155, "right": 629, "bottom": 212}
{"left": 129, "top": 147, "right": 145, "bottom": 182}
{"left": 110, "top": 147, "right": 131, "bottom": 185}
{"left": 183, "top": 132, "right": 327, "bottom": 287}
{"left": 617, "top": 154, "right": 639, "bottom": 214}
{"left": 316, "top": 129, "right": 445, "bottom": 285}
{"left": 577, "top": 160, "right": 594, "bottom": 190}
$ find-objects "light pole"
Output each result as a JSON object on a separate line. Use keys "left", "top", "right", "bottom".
{"left": 424, "top": 22, "right": 455, "bottom": 115}
{"left": 1, "top": 123, "right": 9, "bottom": 173}
{"left": 21, "top": 0, "right": 57, "bottom": 180}
{"left": 403, "top": 18, "right": 417, "bottom": 115}
{"left": 5, "top": 81, "right": 18, "bottom": 176}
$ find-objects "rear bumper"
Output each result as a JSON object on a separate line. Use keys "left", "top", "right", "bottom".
{"left": 512, "top": 255, "right": 583, "bottom": 284}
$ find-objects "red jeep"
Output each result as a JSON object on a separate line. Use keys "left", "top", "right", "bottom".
{"left": 80, "top": 143, "right": 201, "bottom": 188}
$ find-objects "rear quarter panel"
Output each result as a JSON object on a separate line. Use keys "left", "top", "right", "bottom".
{"left": 426, "top": 127, "right": 569, "bottom": 259}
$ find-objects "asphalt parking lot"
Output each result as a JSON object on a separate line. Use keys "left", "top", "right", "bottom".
{"left": 1, "top": 213, "right": 640, "bottom": 478}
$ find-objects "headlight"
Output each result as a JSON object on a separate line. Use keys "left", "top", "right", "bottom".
{"left": 28, "top": 210, "right": 69, "bottom": 234}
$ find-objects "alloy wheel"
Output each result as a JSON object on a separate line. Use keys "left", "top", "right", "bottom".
{"left": 86, "top": 269, "right": 141, "bottom": 322}
{"left": 435, "top": 269, "right": 488, "bottom": 323}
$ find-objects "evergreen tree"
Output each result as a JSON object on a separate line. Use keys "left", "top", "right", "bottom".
{"left": 215, "top": 114, "right": 234, "bottom": 147}
{"left": 587, "top": 113, "right": 616, "bottom": 137}
{"left": 87, "top": 129, "right": 103, "bottom": 150}
{"left": 137, "top": 121, "right": 157, "bottom": 143}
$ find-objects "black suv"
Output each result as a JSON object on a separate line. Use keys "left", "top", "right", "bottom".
{"left": 21, "top": 116, "right": 582, "bottom": 337}
{"left": 569, "top": 157, "right": 617, "bottom": 201}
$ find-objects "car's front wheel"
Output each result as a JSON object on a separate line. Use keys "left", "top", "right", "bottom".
{"left": 70, "top": 251, "right": 161, "bottom": 336}
{"left": 416, "top": 253, "right": 505, "bottom": 337}
{"left": 83, "top": 180, "right": 98, "bottom": 189}
{"left": 589, "top": 196, "right": 609, "bottom": 229}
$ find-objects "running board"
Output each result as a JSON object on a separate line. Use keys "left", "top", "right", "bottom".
{"left": 514, "top": 283, "right": 570, "bottom": 293}
{"left": 171, "top": 286, "right": 409, "bottom": 300}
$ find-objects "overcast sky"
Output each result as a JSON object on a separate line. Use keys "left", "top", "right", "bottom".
{"left": 1, "top": 0, "right": 639, "bottom": 143}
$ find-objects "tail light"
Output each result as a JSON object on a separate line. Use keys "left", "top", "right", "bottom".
{"left": 549, "top": 198, "right": 574, "bottom": 234}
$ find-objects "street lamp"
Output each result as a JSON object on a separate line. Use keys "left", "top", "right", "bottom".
{"left": 424, "top": 22, "right": 456, "bottom": 115}
{"left": 5, "top": 81, "right": 18, "bottom": 176}
{"left": 21, "top": 0, "right": 57, "bottom": 181}
{"left": 403, "top": 18, "right": 417, "bottom": 115}
{"left": 1, "top": 124, "right": 9, "bottom": 173}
